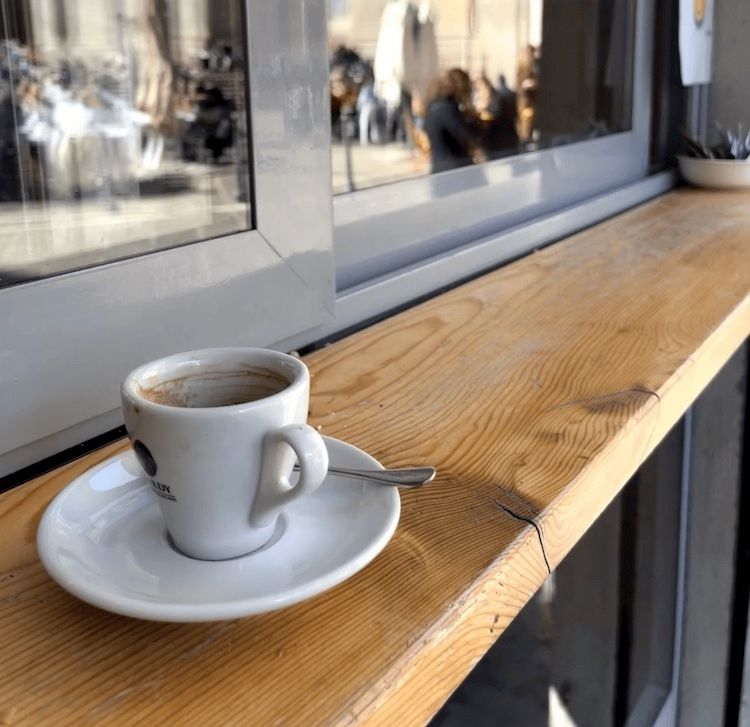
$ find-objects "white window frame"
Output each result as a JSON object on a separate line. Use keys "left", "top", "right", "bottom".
{"left": 0, "top": 0, "right": 335, "bottom": 476}
{"left": 278, "top": 0, "right": 672, "bottom": 353}
{"left": 2, "top": 0, "right": 671, "bottom": 478}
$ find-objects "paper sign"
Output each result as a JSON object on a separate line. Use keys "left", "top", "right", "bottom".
{"left": 680, "top": 0, "right": 714, "bottom": 85}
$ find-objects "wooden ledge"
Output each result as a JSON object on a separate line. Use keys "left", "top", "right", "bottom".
{"left": 2, "top": 188, "right": 750, "bottom": 725}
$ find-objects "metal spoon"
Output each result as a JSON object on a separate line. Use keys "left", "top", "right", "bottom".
{"left": 293, "top": 464, "right": 436, "bottom": 488}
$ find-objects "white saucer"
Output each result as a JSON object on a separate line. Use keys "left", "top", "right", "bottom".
{"left": 37, "top": 436, "right": 400, "bottom": 622}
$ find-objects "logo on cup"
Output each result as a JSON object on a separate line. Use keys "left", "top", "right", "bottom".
{"left": 149, "top": 478, "right": 177, "bottom": 502}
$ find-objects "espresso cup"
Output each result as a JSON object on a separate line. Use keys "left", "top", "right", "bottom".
{"left": 120, "top": 347, "right": 328, "bottom": 560}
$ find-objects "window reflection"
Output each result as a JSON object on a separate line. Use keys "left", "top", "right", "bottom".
{"left": 0, "top": 0, "right": 250, "bottom": 286}
{"left": 329, "top": 0, "right": 633, "bottom": 194}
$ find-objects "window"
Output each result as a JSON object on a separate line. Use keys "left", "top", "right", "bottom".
{"left": 0, "top": 0, "right": 334, "bottom": 476}
{"left": 1, "top": 0, "right": 252, "bottom": 285}
{"left": 1, "top": 0, "right": 670, "bottom": 476}
{"left": 330, "top": 0, "right": 652, "bottom": 291}
{"left": 329, "top": 0, "right": 634, "bottom": 194}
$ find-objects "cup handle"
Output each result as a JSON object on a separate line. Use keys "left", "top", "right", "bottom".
{"left": 249, "top": 423, "right": 329, "bottom": 527}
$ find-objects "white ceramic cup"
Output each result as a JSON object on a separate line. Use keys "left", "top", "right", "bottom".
{"left": 121, "top": 347, "right": 329, "bottom": 560}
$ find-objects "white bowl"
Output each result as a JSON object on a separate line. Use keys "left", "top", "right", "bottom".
{"left": 678, "top": 155, "right": 750, "bottom": 189}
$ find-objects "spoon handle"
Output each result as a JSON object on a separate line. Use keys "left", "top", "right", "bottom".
{"left": 294, "top": 464, "right": 436, "bottom": 487}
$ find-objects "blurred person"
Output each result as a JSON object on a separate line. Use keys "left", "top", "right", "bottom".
{"left": 329, "top": 45, "right": 369, "bottom": 138}
{"left": 181, "top": 86, "right": 236, "bottom": 163}
{"left": 374, "top": 0, "right": 439, "bottom": 143}
{"left": 423, "top": 68, "right": 483, "bottom": 174}
{"left": 474, "top": 75, "right": 519, "bottom": 158}
{"left": 357, "top": 70, "right": 385, "bottom": 145}
{"left": 473, "top": 75, "right": 497, "bottom": 121}
{"left": 516, "top": 45, "right": 540, "bottom": 143}
{"left": 134, "top": 0, "right": 175, "bottom": 134}
{"left": 497, "top": 74, "right": 515, "bottom": 102}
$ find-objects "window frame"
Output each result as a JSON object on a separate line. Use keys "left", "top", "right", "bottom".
{"left": 1, "top": 0, "right": 674, "bottom": 478}
{"left": 0, "top": 0, "right": 335, "bottom": 477}
{"left": 332, "top": 0, "right": 655, "bottom": 292}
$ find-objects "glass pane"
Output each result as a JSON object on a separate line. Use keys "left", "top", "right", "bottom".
{"left": 0, "top": 0, "right": 251, "bottom": 287}
{"left": 328, "top": 0, "right": 634, "bottom": 194}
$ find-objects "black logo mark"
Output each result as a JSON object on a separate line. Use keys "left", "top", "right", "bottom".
{"left": 149, "top": 479, "right": 176, "bottom": 502}
{"left": 133, "top": 440, "right": 157, "bottom": 477}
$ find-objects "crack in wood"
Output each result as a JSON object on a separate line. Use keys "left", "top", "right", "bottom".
{"left": 492, "top": 497, "right": 552, "bottom": 574}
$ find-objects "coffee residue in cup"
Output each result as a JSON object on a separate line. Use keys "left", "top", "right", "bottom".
{"left": 138, "top": 367, "right": 289, "bottom": 408}
{"left": 140, "top": 386, "right": 185, "bottom": 407}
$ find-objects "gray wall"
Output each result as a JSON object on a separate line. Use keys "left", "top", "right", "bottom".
{"left": 709, "top": 0, "right": 750, "bottom": 126}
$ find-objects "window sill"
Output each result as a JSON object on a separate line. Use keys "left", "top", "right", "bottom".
{"left": 2, "top": 188, "right": 750, "bottom": 724}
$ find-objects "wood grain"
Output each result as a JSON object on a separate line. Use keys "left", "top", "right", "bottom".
{"left": 2, "top": 188, "right": 750, "bottom": 726}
